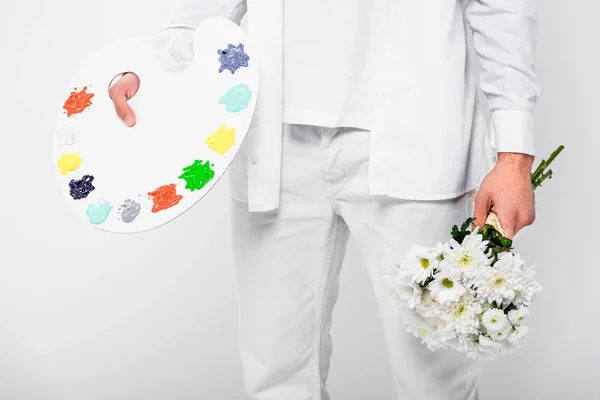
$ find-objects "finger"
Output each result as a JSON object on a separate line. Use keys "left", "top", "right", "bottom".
{"left": 108, "top": 73, "right": 140, "bottom": 127}
{"left": 497, "top": 210, "right": 516, "bottom": 240}
{"left": 109, "top": 84, "right": 135, "bottom": 126}
{"left": 120, "top": 72, "right": 141, "bottom": 99}
{"left": 472, "top": 189, "right": 492, "bottom": 229}
{"left": 513, "top": 211, "right": 535, "bottom": 238}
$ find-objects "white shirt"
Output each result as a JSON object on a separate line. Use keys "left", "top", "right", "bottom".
{"left": 148, "top": 0, "right": 540, "bottom": 212}
{"left": 282, "top": 1, "right": 383, "bottom": 130}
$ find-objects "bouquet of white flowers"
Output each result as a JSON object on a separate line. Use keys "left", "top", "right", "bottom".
{"left": 384, "top": 145, "right": 564, "bottom": 361}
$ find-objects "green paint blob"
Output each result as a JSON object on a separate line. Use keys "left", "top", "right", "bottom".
{"left": 86, "top": 201, "right": 113, "bottom": 225}
{"left": 178, "top": 160, "right": 215, "bottom": 191}
{"left": 218, "top": 83, "right": 252, "bottom": 113}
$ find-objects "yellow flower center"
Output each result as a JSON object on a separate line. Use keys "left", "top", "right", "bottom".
{"left": 442, "top": 278, "right": 454, "bottom": 288}
{"left": 420, "top": 258, "right": 430, "bottom": 269}
{"left": 459, "top": 252, "right": 473, "bottom": 267}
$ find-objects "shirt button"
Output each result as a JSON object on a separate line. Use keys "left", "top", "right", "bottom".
{"left": 251, "top": 157, "right": 260, "bottom": 165}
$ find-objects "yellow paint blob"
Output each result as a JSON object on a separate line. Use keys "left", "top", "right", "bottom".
{"left": 57, "top": 152, "right": 82, "bottom": 174}
{"left": 205, "top": 124, "right": 236, "bottom": 156}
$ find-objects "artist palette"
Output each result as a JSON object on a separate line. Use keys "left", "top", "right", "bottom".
{"left": 53, "top": 17, "right": 259, "bottom": 233}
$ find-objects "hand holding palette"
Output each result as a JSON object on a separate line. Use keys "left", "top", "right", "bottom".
{"left": 53, "top": 18, "right": 259, "bottom": 233}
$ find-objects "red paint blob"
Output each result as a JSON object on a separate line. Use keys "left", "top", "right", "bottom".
{"left": 63, "top": 86, "right": 94, "bottom": 117}
{"left": 148, "top": 184, "right": 183, "bottom": 213}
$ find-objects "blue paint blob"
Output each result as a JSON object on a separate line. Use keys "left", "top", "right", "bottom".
{"left": 69, "top": 174, "right": 95, "bottom": 200}
{"left": 86, "top": 201, "right": 113, "bottom": 225}
{"left": 218, "top": 84, "right": 252, "bottom": 112}
{"left": 217, "top": 43, "right": 249, "bottom": 74}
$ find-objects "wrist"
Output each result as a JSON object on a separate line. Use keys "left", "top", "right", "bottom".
{"left": 497, "top": 152, "right": 535, "bottom": 169}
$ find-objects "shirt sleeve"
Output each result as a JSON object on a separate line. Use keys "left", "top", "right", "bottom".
{"left": 147, "top": 0, "right": 247, "bottom": 73}
{"left": 464, "top": 0, "right": 541, "bottom": 156}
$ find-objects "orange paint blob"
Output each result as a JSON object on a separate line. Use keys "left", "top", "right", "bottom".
{"left": 63, "top": 86, "right": 94, "bottom": 117}
{"left": 148, "top": 184, "right": 183, "bottom": 213}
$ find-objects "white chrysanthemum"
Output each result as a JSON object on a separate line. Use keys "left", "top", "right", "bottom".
{"left": 448, "top": 334, "right": 478, "bottom": 353}
{"left": 479, "top": 300, "right": 492, "bottom": 315}
{"left": 489, "top": 324, "right": 513, "bottom": 341}
{"left": 428, "top": 270, "right": 466, "bottom": 305}
{"left": 417, "top": 289, "right": 444, "bottom": 319}
{"left": 507, "top": 325, "right": 530, "bottom": 346}
{"left": 384, "top": 270, "right": 423, "bottom": 310}
{"left": 420, "top": 288, "right": 438, "bottom": 308}
{"left": 478, "top": 335, "right": 499, "bottom": 349}
{"left": 513, "top": 263, "right": 543, "bottom": 306}
{"left": 402, "top": 245, "right": 440, "bottom": 284}
{"left": 434, "top": 242, "right": 453, "bottom": 269}
{"left": 481, "top": 309, "right": 510, "bottom": 333}
{"left": 440, "top": 294, "right": 482, "bottom": 336}
{"left": 443, "top": 227, "right": 491, "bottom": 282}
{"left": 405, "top": 314, "right": 448, "bottom": 351}
{"left": 469, "top": 334, "right": 505, "bottom": 361}
{"left": 473, "top": 252, "right": 522, "bottom": 306}
{"left": 507, "top": 251, "right": 526, "bottom": 270}
{"left": 507, "top": 307, "right": 530, "bottom": 326}
{"left": 392, "top": 228, "right": 541, "bottom": 360}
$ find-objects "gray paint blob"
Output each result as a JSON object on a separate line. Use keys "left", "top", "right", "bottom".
{"left": 119, "top": 199, "right": 141, "bottom": 223}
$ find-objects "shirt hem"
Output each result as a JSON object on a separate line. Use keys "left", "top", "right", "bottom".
{"left": 369, "top": 177, "right": 486, "bottom": 201}
{"left": 283, "top": 109, "right": 373, "bottom": 131}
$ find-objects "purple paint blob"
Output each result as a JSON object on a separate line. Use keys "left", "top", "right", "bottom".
{"left": 69, "top": 174, "right": 95, "bottom": 200}
{"left": 217, "top": 43, "right": 249, "bottom": 74}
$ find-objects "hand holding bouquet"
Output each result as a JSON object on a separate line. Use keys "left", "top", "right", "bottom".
{"left": 384, "top": 145, "right": 564, "bottom": 361}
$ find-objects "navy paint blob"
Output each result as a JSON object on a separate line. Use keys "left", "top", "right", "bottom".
{"left": 69, "top": 174, "right": 95, "bottom": 200}
{"left": 217, "top": 43, "right": 249, "bottom": 74}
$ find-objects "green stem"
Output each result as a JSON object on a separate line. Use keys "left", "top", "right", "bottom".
{"left": 531, "top": 145, "right": 564, "bottom": 190}
{"left": 537, "top": 169, "right": 553, "bottom": 187}
{"left": 531, "top": 160, "right": 545, "bottom": 184}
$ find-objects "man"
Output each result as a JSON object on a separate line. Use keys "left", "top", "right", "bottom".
{"left": 110, "top": 0, "right": 539, "bottom": 398}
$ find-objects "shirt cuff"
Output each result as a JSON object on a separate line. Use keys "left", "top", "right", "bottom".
{"left": 490, "top": 109, "right": 536, "bottom": 156}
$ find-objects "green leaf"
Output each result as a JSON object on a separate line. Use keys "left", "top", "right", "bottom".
{"left": 461, "top": 217, "right": 476, "bottom": 233}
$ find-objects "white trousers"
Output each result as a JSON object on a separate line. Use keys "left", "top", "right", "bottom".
{"left": 230, "top": 124, "right": 483, "bottom": 400}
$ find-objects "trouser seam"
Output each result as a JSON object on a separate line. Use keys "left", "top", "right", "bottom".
{"left": 339, "top": 127, "right": 351, "bottom": 187}
{"left": 312, "top": 214, "right": 339, "bottom": 400}
{"left": 322, "top": 127, "right": 349, "bottom": 215}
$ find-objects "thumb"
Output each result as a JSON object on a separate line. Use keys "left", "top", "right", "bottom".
{"left": 108, "top": 73, "right": 140, "bottom": 127}
{"left": 472, "top": 189, "right": 492, "bottom": 229}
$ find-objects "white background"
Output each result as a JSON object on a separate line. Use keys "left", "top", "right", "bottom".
{"left": 0, "top": 1, "right": 598, "bottom": 399}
